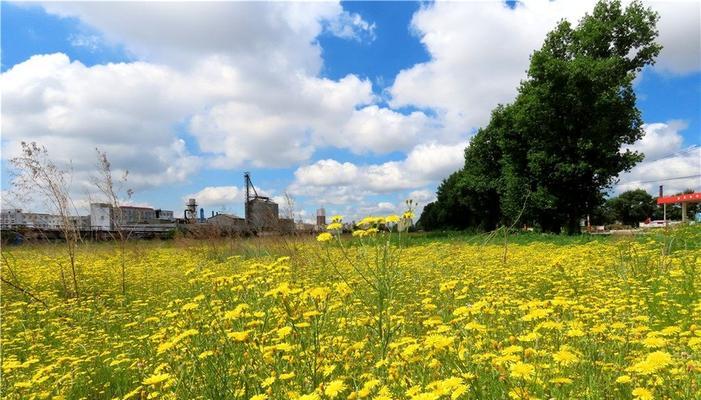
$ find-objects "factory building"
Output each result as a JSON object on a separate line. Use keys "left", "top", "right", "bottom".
{"left": 2, "top": 172, "right": 317, "bottom": 238}
{"left": 244, "top": 172, "right": 284, "bottom": 232}
{"left": 23, "top": 213, "right": 62, "bottom": 229}
{"left": 2, "top": 203, "right": 175, "bottom": 232}
{"left": 247, "top": 198, "right": 279, "bottom": 232}
{"left": 1, "top": 209, "right": 62, "bottom": 229}
{"left": 90, "top": 203, "right": 113, "bottom": 230}
{"left": 68, "top": 216, "right": 91, "bottom": 230}
{"left": 155, "top": 209, "right": 174, "bottom": 221}
{"left": 0, "top": 209, "right": 24, "bottom": 229}
{"left": 117, "top": 206, "right": 156, "bottom": 224}
{"left": 207, "top": 213, "right": 247, "bottom": 232}
{"left": 88, "top": 204, "right": 174, "bottom": 230}
{"left": 1, "top": 209, "right": 89, "bottom": 230}
{"left": 278, "top": 217, "right": 295, "bottom": 233}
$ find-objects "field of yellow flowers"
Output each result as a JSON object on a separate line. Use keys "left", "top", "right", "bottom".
{"left": 2, "top": 225, "right": 700, "bottom": 400}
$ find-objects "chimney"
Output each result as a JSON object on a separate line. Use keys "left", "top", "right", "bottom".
{"left": 316, "top": 207, "right": 326, "bottom": 226}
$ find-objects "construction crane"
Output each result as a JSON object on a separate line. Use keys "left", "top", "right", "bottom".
{"left": 244, "top": 172, "right": 271, "bottom": 225}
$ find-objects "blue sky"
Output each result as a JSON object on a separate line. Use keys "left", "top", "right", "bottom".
{"left": 2, "top": 1, "right": 699, "bottom": 221}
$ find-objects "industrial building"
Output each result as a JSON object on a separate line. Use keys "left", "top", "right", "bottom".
{"left": 1, "top": 209, "right": 63, "bottom": 230}
{"left": 118, "top": 206, "right": 156, "bottom": 224}
{"left": 242, "top": 172, "right": 296, "bottom": 233}
{"left": 87, "top": 203, "right": 175, "bottom": 230}
{"left": 2, "top": 204, "right": 175, "bottom": 232}
{"left": 1, "top": 173, "right": 316, "bottom": 239}
{"left": 207, "top": 213, "right": 247, "bottom": 233}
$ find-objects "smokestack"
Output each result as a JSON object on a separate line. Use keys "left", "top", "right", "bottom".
{"left": 316, "top": 207, "right": 326, "bottom": 226}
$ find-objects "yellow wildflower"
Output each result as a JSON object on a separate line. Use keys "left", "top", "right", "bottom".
{"left": 385, "top": 215, "right": 400, "bottom": 223}
{"left": 326, "top": 222, "right": 343, "bottom": 231}
{"left": 632, "top": 387, "right": 653, "bottom": 400}
{"left": 143, "top": 373, "right": 171, "bottom": 386}
{"left": 227, "top": 330, "right": 251, "bottom": 342}
{"left": 510, "top": 362, "right": 535, "bottom": 380}
{"left": 553, "top": 349, "right": 579, "bottom": 365}
{"left": 324, "top": 379, "right": 346, "bottom": 398}
{"left": 316, "top": 232, "right": 333, "bottom": 242}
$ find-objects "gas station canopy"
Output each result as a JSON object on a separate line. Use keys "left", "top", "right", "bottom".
{"left": 656, "top": 192, "right": 701, "bottom": 222}
{"left": 657, "top": 192, "right": 701, "bottom": 205}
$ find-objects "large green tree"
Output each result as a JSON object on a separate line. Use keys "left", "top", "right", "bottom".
{"left": 501, "top": 0, "right": 661, "bottom": 234}
{"left": 419, "top": 0, "right": 661, "bottom": 234}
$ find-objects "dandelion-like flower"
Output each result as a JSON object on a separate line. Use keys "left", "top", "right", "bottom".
{"left": 385, "top": 215, "right": 400, "bottom": 223}
{"left": 316, "top": 232, "right": 333, "bottom": 242}
{"left": 553, "top": 349, "right": 579, "bottom": 365}
{"left": 326, "top": 222, "right": 343, "bottom": 231}
{"left": 632, "top": 387, "right": 653, "bottom": 400}
{"left": 143, "top": 372, "right": 171, "bottom": 386}
{"left": 510, "top": 362, "right": 535, "bottom": 380}
{"left": 324, "top": 379, "right": 346, "bottom": 398}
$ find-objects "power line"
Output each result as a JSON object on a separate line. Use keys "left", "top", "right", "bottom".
{"left": 642, "top": 145, "right": 700, "bottom": 163}
{"left": 620, "top": 174, "right": 701, "bottom": 186}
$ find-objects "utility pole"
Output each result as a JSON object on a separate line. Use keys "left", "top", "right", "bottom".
{"left": 244, "top": 172, "right": 251, "bottom": 224}
{"left": 660, "top": 185, "right": 666, "bottom": 227}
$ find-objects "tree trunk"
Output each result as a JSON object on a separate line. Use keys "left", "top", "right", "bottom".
{"left": 566, "top": 214, "right": 581, "bottom": 235}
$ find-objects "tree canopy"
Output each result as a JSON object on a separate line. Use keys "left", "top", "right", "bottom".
{"left": 418, "top": 0, "right": 661, "bottom": 234}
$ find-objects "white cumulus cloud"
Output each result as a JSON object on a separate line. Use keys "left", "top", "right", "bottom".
{"left": 1, "top": 53, "right": 201, "bottom": 191}
{"left": 289, "top": 141, "right": 465, "bottom": 199}
{"left": 617, "top": 121, "right": 701, "bottom": 194}
{"left": 184, "top": 186, "right": 245, "bottom": 208}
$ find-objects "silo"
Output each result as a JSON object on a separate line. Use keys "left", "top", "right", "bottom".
{"left": 184, "top": 198, "right": 198, "bottom": 222}
{"left": 316, "top": 208, "right": 326, "bottom": 226}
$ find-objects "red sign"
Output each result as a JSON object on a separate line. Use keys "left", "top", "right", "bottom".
{"left": 657, "top": 192, "right": 701, "bottom": 205}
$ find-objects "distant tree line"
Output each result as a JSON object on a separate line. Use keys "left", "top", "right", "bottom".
{"left": 589, "top": 188, "right": 699, "bottom": 227}
{"left": 418, "top": 0, "right": 663, "bottom": 235}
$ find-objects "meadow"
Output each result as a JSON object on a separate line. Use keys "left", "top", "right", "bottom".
{"left": 1, "top": 223, "right": 700, "bottom": 400}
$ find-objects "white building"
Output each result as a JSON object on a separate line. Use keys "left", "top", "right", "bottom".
{"left": 2, "top": 204, "right": 176, "bottom": 231}
{"left": 90, "top": 203, "right": 113, "bottom": 230}
{"left": 155, "top": 209, "right": 174, "bottom": 221}
{"left": 1, "top": 209, "right": 62, "bottom": 229}
{"left": 1, "top": 209, "right": 24, "bottom": 228}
